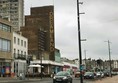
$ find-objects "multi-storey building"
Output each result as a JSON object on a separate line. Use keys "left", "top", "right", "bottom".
{"left": 0, "top": 0, "right": 24, "bottom": 31}
{"left": 21, "top": 6, "right": 55, "bottom": 61}
{"left": 0, "top": 18, "right": 13, "bottom": 77}
{"left": 20, "top": 5, "right": 56, "bottom": 75}
{"left": 12, "top": 32, "right": 28, "bottom": 76}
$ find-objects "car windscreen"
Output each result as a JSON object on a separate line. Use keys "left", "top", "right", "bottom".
{"left": 85, "top": 72, "right": 93, "bottom": 75}
{"left": 56, "top": 72, "right": 69, "bottom": 76}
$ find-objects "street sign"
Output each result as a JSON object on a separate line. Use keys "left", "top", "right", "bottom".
{"left": 80, "top": 65, "right": 83, "bottom": 71}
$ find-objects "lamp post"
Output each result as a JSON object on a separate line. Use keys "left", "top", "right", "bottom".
{"left": 77, "top": 0, "right": 85, "bottom": 83}
{"left": 84, "top": 50, "right": 87, "bottom": 71}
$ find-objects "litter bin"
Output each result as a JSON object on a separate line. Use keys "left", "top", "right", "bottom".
{"left": 19, "top": 73, "right": 25, "bottom": 80}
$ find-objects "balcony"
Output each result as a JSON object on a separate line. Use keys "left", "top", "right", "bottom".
{"left": 14, "top": 53, "right": 26, "bottom": 60}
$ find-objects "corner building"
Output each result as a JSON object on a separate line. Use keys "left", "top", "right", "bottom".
{"left": 0, "top": 18, "right": 13, "bottom": 77}
{"left": 21, "top": 6, "right": 55, "bottom": 61}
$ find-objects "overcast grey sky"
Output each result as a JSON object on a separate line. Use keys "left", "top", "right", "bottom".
{"left": 24, "top": 0, "right": 118, "bottom": 60}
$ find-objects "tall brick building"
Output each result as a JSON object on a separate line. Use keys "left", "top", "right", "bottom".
{"left": 21, "top": 6, "right": 55, "bottom": 61}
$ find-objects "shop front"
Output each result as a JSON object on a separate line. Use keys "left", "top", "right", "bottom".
{"left": 0, "top": 60, "right": 11, "bottom": 77}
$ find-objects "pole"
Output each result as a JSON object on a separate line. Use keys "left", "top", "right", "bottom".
{"left": 105, "top": 40, "right": 112, "bottom": 77}
{"left": 107, "top": 40, "right": 112, "bottom": 77}
{"left": 77, "top": 0, "right": 83, "bottom": 83}
{"left": 84, "top": 50, "right": 87, "bottom": 71}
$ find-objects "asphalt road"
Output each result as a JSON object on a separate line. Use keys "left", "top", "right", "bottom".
{"left": 0, "top": 78, "right": 95, "bottom": 83}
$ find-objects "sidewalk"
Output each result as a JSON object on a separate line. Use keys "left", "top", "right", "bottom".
{"left": 94, "top": 75, "right": 118, "bottom": 83}
{"left": 0, "top": 77, "right": 41, "bottom": 83}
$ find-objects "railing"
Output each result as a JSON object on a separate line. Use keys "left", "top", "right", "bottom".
{"left": 14, "top": 53, "right": 26, "bottom": 60}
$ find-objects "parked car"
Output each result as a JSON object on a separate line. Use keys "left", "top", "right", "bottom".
{"left": 74, "top": 71, "right": 85, "bottom": 78}
{"left": 103, "top": 70, "right": 110, "bottom": 76}
{"left": 53, "top": 71, "right": 73, "bottom": 83}
{"left": 84, "top": 72, "right": 95, "bottom": 79}
{"left": 96, "top": 72, "right": 104, "bottom": 78}
{"left": 75, "top": 71, "right": 80, "bottom": 78}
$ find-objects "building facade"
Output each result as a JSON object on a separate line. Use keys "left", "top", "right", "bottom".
{"left": 0, "top": 0, "right": 24, "bottom": 31}
{"left": 55, "top": 49, "right": 61, "bottom": 63}
{"left": 21, "top": 6, "right": 55, "bottom": 61}
{"left": 0, "top": 18, "right": 13, "bottom": 77}
{"left": 12, "top": 32, "right": 28, "bottom": 76}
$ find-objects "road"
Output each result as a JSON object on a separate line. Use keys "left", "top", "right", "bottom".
{"left": 0, "top": 77, "right": 95, "bottom": 83}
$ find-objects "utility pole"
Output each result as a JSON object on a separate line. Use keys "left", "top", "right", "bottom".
{"left": 77, "top": 0, "right": 85, "bottom": 83}
{"left": 105, "top": 40, "right": 112, "bottom": 77}
{"left": 84, "top": 50, "right": 87, "bottom": 71}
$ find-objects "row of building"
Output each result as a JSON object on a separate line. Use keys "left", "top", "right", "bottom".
{"left": 0, "top": 0, "right": 78, "bottom": 77}
{"left": 1, "top": 0, "right": 118, "bottom": 78}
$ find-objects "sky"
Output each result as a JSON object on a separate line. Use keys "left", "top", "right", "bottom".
{"left": 24, "top": 0, "right": 118, "bottom": 60}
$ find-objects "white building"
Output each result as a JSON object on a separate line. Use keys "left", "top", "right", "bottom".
{"left": 113, "top": 60, "right": 118, "bottom": 68}
{"left": 12, "top": 32, "right": 28, "bottom": 76}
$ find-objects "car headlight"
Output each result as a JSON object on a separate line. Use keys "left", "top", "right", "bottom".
{"left": 63, "top": 77, "right": 67, "bottom": 79}
{"left": 89, "top": 75, "right": 92, "bottom": 76}
{"left": 53, "top": 76, "right": 56, "bottom": 79}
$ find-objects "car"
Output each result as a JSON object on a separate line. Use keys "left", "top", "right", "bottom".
{"left": 75, "top": 70, "right": 85, "bottom": 78}
{"left": 53, "top": 71, "right": 73, "bottom": 83}
{"left": 103, "top": 70, "right": 110, "bottom": 76}
{"left": 84, "top": 72, "right": 95, "bottom": 79}
{"left": 75, "top": 71, "right": 80, "bottom": 78}
{"left": 96, "top": 72, "right": 104, "bottom": 78}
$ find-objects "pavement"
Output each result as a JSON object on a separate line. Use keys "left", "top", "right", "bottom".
{"left": 0, "top": 77, "right": 41, "bottom": 83}
{"left": 94, "top": 75, "right": 118, "bottom": 83}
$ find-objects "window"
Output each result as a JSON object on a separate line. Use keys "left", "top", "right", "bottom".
{"left": 17, "top": 50, "right": 19, "bottom": 55}
{"left": 21, "top": 40, "right": 23, "bottom": 46}
{"left": 21, "top": 51, "right": 23, "bottom": 55}
{"left": 3, "top": 39, "right": 8, "bottom": 51}
{"left": 0, "top": 23, "right": 11, "bottom": 32}
{"left": 24, "top": 41, "right": 26, "bottom": 47}
{"left": 14, "top": 37, "right": 16, "bottom": 44}
{"left": 17, "top": 38, "right": 20, "bottom": 45}
{"left": 24, "top": 52, "right": 26, "bottom": 55}
{"left": 14, "top": 49, "right": 16, "bottom": 53}
{"left": 7, "top": 41, "right": 10, "bottom": 52}
{"left": 0, "top": 38, "right": 11, "bottom": 52}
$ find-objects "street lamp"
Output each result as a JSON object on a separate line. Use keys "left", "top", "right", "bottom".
{"left": 77, "top": 0, "right": 85, "bottom": 83}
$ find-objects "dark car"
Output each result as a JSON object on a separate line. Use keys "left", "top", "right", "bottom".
{"left": 53, "top": 71, "right": 72, "bottom": 83}
{"left": 84, "top": 72, "right": 95, "bottom": 79}
{"left": 103, "top": 70, "right": 110, "bottom": 76}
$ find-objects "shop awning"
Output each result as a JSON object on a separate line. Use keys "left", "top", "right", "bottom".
{"left": 28, "top": 64, "right": 42, "bottom": 67}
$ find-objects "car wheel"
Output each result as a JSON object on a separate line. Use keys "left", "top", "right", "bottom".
{"left": 70, "top": 79, "right": 72, "bottom": 83}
